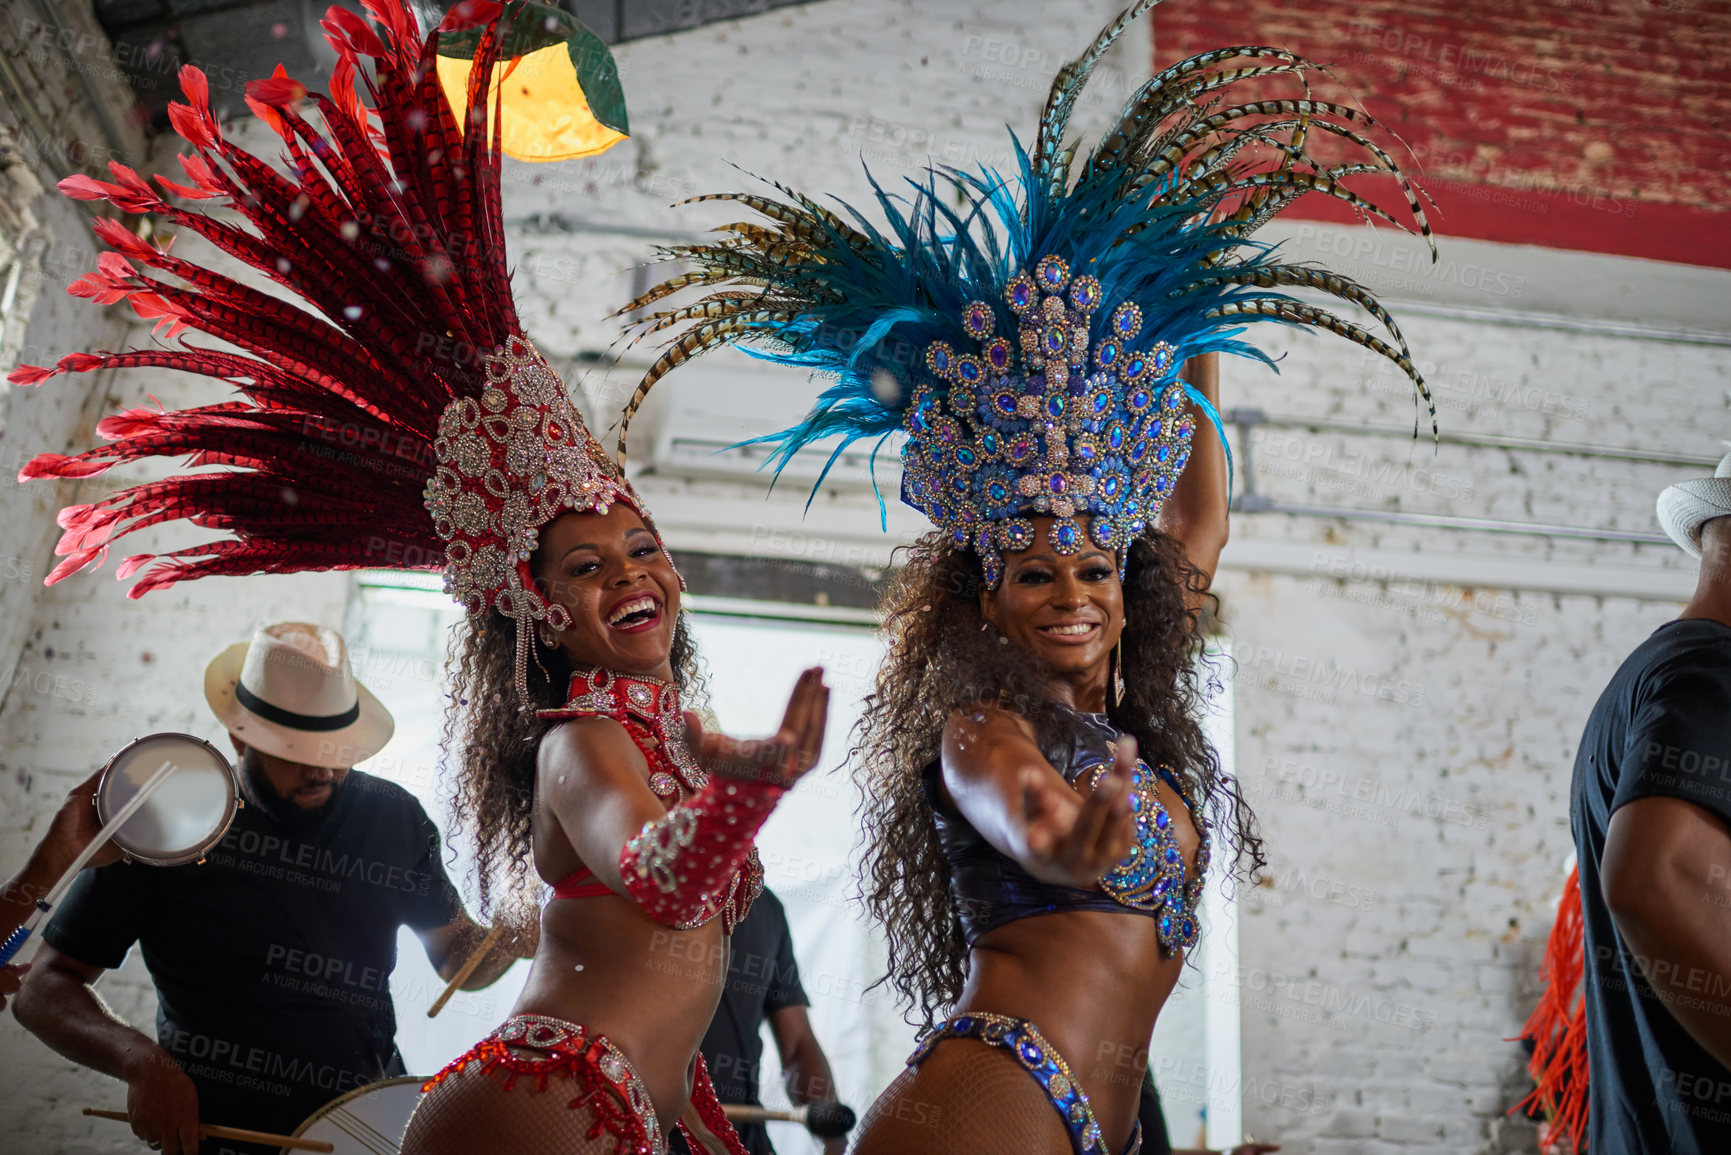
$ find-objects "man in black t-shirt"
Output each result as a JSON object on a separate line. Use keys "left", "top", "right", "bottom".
{"left": 13, "top": 624, "right": 517, "bottom": 1155}
{"left": 1571, "top": 455, "right": 1731, "bottom": 1153}
{"left": 673, "top": 888, "right": 848, "bottom": 1155}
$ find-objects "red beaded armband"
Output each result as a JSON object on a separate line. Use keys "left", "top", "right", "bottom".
{"left": 619, "top": 774, "right": 782, "bottom": 930}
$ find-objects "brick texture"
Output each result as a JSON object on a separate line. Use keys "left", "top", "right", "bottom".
{"left": 1154, "top": 0, "right": 1731, "bottom": 266}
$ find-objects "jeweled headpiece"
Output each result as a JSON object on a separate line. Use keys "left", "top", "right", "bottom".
{"left": 11, "top": 0, "right": 648, "bottom": 696}
{"left": 618, "top": 0, "right": 1435, "bottom": 584}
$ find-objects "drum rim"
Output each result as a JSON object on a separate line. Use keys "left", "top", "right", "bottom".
{"left": 289, "top": 1074, "right": 425, "bottom": 1138}
{"left": 96, "top": 732, "right": 238, "bottom": 867}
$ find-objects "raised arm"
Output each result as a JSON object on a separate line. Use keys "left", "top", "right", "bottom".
{"left": 1157, "top": 352, "right": 1228, "bottom": 592}
{"left": 1602, "top": 795, "right": 1731, "bottom": 1067}
{"left": 15, "top": 945, "right": 202, "bottom": 1155}
{"left": 940, "top": 705, "right": 1136, "bottom": 888}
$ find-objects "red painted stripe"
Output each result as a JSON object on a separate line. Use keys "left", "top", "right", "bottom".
{"left": 1290, "top": 188, "right": 1731, "bottom": 270}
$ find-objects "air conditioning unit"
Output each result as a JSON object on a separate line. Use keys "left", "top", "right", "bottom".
{"left": 637, "top": 361, "right": 905, "bottom": 493}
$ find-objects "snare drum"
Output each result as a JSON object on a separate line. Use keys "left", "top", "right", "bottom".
{"left": 288, "top": 1076, "right": 423, "bottom": 1155}
{"left": 96, "top": 733, "right": 238, "bottom": 866}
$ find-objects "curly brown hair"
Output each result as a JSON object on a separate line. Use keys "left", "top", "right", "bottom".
{"left": 440, "top": 606, "right": 708, "bottom": 945}
{"left": 851, "top": 528, "right": 1265, "bottom": 1026}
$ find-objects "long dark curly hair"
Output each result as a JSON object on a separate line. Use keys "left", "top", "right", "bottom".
{"left": 852, "top": 527, "right": 1265, "bottom": 1026}
{"left": 441, "top": 602, "right": 707, "bottom": 944}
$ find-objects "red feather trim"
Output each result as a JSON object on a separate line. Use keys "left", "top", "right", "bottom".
{"left": 20, "top": 453, "right": 111, "bottom": 480}
{"left": 440, "top": 0, "right": 501, "bottom": 33}
{"left": 1510, "top": 865, "right": 1588, "bottom": 1153}
{"left": 323, "top": 5, "right": 389, "bottom": 60}
{"left": 248, "top": 69, "right": 310, "bottom": 108}
{"left": 23, "top": 0, "right": 583, "bottom": 598}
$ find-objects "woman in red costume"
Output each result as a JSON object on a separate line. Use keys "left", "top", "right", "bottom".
{"left": 14, "top": 2, "right": 826, "bottom": 1152}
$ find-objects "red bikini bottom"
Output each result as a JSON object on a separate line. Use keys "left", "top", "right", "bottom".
{"left": 413, "top": 1013, "right": 746, "bottom": 1155}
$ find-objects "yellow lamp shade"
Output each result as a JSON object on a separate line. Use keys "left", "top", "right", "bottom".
{"left": 437, "top": 1, "right": 629, "bottom": 162}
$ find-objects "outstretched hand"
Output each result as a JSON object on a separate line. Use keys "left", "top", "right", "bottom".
{"left": 684, "top": 667, "right": 830, "bottom": 788}
{"left": 1018, "top": 733, "right": 1139, "bottom": 887}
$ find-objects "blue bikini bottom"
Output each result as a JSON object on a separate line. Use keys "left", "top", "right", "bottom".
{"left": 907, "top": 1011, "right": 1141, "bottom": 1155}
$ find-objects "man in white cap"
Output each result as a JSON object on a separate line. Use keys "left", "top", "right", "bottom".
{"left": 15, "top": 623, "right": 518, "bottom": 1155}
{"left": 1569, "top": 451, "right": 1731, "bottom": 1154}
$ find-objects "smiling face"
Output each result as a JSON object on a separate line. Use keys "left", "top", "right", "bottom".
{"left": 532, "top": 503, "right": 682, "bottom": 679}
{"left": 979, "top": 515, "right": 1125, "bottom": 704}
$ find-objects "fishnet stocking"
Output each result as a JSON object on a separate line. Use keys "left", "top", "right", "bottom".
{"left": 401, "top": 1017, "right": 664, "bottom": 1155}
{"left": 851, "top": 1036, "right": 1075, "bottom": 1155}
{"left": 401, "top": 1052, "right": 659, "bottom": 1155}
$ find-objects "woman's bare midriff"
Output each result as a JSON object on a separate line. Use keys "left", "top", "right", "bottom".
{"left": 512, "top": 797, "right": 729, "bottom": 1128}
{"left": 959, "top": 909, "right": 1183, "bottom": 1151}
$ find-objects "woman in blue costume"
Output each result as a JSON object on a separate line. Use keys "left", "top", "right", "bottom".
{"left": 614, "top": 3, "right": 1435, "bottom": 1150}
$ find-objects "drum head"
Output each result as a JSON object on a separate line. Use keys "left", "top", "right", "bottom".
{"left": 290, "top": 1075, "right": 423, "bottom": 1154}
{"left": 97, "top": 733, "right": 237, "bottom": 867}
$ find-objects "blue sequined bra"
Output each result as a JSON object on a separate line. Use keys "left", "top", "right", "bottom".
{"left": 926, "top": 711, "right": 1210, "bottom": 956}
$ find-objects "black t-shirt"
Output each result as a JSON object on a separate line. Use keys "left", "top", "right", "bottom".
{"left": 43, "top": 769, "right": 461, "bottom": 1150}
{"left": 690, "top": 889, "right": 808, "bottom": 1155}
{"left": 1571, "top": 618, "right": 1731, "bottom": 1154}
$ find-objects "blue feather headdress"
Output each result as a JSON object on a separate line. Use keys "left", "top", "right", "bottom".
{"left": 617, "top": 0, "right": 1435, "bottom": 586}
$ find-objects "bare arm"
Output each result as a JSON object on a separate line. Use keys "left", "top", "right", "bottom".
{"left": 14, "top": 944, "right": 202, "bottom": 1154}
{"left": 1602, "top": 795, "right": 1731, "bottom": 1068}
{"left": 768, "top": 1002, "right": 837, "bottom": 1103}
{"left": 417, "top": 914, "right": 525, "bottom": 990}
{"left": 541, "top": 670, "right": 828, "bottom": 923}
{"left": 767, "top": 1003, "right": 846, "bottom": 1155}
{"left": 1157, "top": 352, "right": 1228, "bottom": 593}
{"left": 538, "top": 714, "right": 684, "bottom": 896}
{"left": 940, "top": 705, "right": 1136, "bottom": 888}
{"left": 2, "top": 767, "right": 122, "bottom": 1006}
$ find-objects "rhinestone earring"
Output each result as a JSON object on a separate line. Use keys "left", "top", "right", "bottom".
{"left": 1112, "top": 635, "right": 1126, "bottom": 708}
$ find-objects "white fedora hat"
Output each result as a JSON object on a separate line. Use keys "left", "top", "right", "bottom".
{"left": 204, "top": 622, "right": 394, "bottom": 769}
{"left": 1657, "top": 449, "right": 1731, "bottom": 559}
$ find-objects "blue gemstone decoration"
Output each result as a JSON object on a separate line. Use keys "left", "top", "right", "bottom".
{"left": 1036, "top": 254, "right": 1070, "bottom": 290}
{"left": 898, "top": 265, "right": 1212, "bottom": 597}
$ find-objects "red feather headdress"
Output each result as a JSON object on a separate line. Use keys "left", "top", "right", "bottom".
{"left": 15, "top": 0, "right": 652, "bottom": 698}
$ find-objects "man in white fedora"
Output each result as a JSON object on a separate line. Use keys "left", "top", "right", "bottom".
{"left": 15, "top": 623, "right": 519, "bottom": 1155}
{"left": 1566, "top": 451, "right": 1731, "bottom": 1154}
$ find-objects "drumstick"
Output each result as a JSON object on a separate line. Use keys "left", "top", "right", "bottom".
{"left": 82, "top": 1108, "right": 336, "bottom": 1152}
{"left": 722, "top": 1101, "right": 856, "bottom": 1138}
{"left": 0, "top": 760, "right": 178, "bottom": 966}
{"left": 722, "top": 1104, "right": 803, "bottom": 1125}
{"left": 426, "top": 922, "right": 505, "bottom": 1017}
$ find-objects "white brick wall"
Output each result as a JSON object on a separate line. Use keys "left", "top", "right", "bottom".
{"left": 2, "top": 1, "right": 1727, "bottom": 1152}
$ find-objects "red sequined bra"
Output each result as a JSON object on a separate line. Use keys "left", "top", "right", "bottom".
{"left": 538, "top": 667, "right": 767, "bottom": 933}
